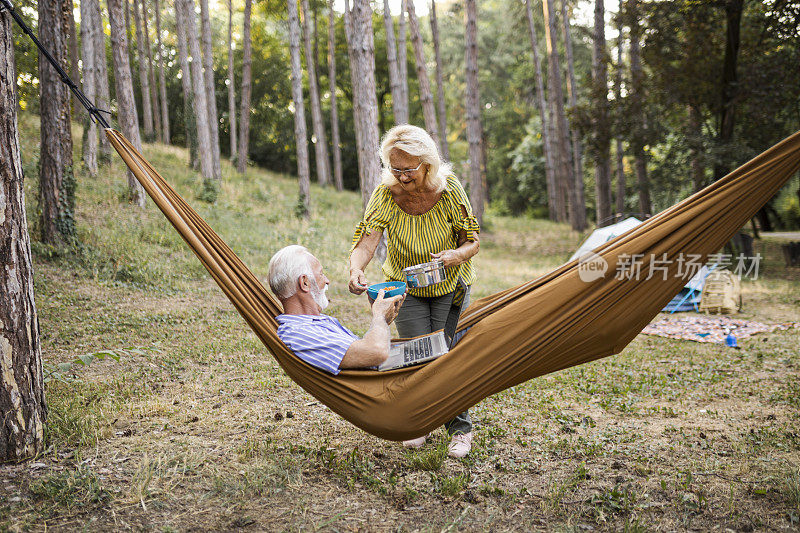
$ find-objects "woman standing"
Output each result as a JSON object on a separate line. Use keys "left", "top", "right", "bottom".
{"left": 349, "top": 125, "right": 480, "bottom": 458}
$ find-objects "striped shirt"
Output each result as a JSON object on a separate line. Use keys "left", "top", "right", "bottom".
{"left": 276, "top": 314, "right": 359, "bottom": 375}
{"left": 351, "top": 175, "right": 480, "bottom": 298}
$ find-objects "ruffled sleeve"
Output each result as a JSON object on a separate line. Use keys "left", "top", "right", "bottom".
{"left": 350, "top": 185, "right": 394, "bottom": 252}
{"left": 446, "top": 176, "right": 480, "bottom": 242}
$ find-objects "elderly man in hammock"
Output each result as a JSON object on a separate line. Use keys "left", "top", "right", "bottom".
{"left": 268, "top": 245, "right": 405, "bottom": 374}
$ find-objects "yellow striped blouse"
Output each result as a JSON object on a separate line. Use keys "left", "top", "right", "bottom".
{"left": 351, "top": 175, "right": 480, "bottom": 298}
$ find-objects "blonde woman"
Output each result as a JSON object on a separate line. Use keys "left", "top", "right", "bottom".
{"left": 348, "top": 125, "right": 480, "bottom": 458}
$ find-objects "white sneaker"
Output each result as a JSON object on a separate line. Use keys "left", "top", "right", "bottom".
{"left": 448, "top": 432, "right": 473, "bottom": 458}
{"left": 402, "top": 434, "right": 429, "bottom": 448}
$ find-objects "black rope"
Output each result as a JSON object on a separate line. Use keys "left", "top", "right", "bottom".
{"left": 0, "top": 0, "right": 111, "bottom": 129}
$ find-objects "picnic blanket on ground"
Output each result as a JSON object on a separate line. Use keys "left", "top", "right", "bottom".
{"left": 641, "top": 315, "right": 799, "bottom": 344}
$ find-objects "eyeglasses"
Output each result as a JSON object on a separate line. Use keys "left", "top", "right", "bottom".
{"left": 390, "top": 162, "right": 424, "bottom": 177}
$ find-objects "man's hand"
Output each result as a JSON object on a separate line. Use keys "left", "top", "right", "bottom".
{"left": 370, "top": 289, "right": 405, "bottom": 325}
{"left": 349, "top": 269, "right": 369, "bottom": 295}
{"left": 430, "top": 249, "right": 462, "bottom": 267}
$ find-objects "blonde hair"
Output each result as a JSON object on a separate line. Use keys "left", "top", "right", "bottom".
{"left": 379, "top": 124, "right": 452, "bottom": 193}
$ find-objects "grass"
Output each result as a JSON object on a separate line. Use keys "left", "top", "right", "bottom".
{"left": 1, "top": 114, "right": 799, "bottom": 530}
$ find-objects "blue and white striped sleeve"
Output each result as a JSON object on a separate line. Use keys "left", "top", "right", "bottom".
{"left": 278, "top": 325, "right": 355, "bottom": 375}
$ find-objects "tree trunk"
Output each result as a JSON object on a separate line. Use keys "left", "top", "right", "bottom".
{"left": 0, "top": 10, "right": 47, "bottom": 462}
{"left": 237, "top": 0, "right": 253, "bottom": 174}
{"left": 396, "top": 0, "right": 409, "bottom": 123}
{"left": 67, "top": 1, "right": 84, "bottom": 121}
{"left": 382, "top": 0, "right": 404, "bottom": 125}
{"left": 465, "top": 0, "right": 484, "bottom": 225}
{"left": 155, "top": 0, "right": 170, "bottom": 143}
{"left": 141, "top": 0, "right": 162, "bottom": 142}
{"left": 592, "top": 0, "right": 612, "bottom": 225}
{"left": 80, "top": 0, "right": 99, "bottom": 177}
{"left": 227, "top": 0, "right": 237, "bottom": 161}
{"left": 177, "top": 0, "right": 216, "bottom": 193}
{"left": 288, "top": 0, "right": 311, "bottom": 215}
{"left": 689, "top": 104, "right": 705, "bottom": 191}
{"left": 301, "top": 0, "right": 331, "bottom": 186}
{"left": 174, "top": 0, "right": 199, "bottom": 168}
{"left": 131, "top": 0, "right": 154, "bottom": 140}
{"left": 430, "top": 0, "right": 449, "bottom": 160}
{"left": 560, "top": 0, "right": 586, "bottom": 231}
{"left": 199, "top": 0, "right": 222, "bottom": 180}
{"left": 89, "top": 0, "right": 113, "bottom": 163}
{"left": 628, "top": 0, "right": 650, "bottom": 215}
{"left": 525, "top": 0, "right": 557, "bottom": 221}
{"left": 328, "top": 0, "right": 343, "bottom": 190}
{"left": 108, "top": 0, "right": 147, "bottom": 206}
{"left": 543, "top": 0, "right": 574, "bottom": 224}
{"left": 614, "top": 1, "right": 625, "bottom": 216}
{"left": 39, "top": 0, "right": 77, "bottom": 245}
{"left": 406, "top": 0, "right": 439, "bottom": 147}
{"left": 714, "top": 0, "right": 744, "bottom": 181}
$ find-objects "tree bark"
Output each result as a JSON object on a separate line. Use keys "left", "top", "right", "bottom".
{"left": 560, "top": 0, "right": 586, "bottom": 230}
{"left": 199, "top": 0, "right": 222, "bottom": 180}
{"left": 430, "top": 0, "right": 449, "bottom": 160}
{"left": 227, "top": 0, "right": 237, "bottom": 161}
{"left": 39, "top": 0, "right": 77, "bottom": 245}
{"left": 179, "top": 0, "right": 216, "bottom": 192}
{"left": 382, "top": 0, "right": 404, "bottom": 125}
{"left": 301, "top": 0, "right": 331, "bottom": 186}
{"left": 237, "top": 0, "right": 253, "bottom": 174}
{"left": 0, "top": 10, "right": 47, "bottom": 462}
{"left": 406, "top": 0, "right": 439, "bottom": 147}
{"left": 328, "top": 0, "right": 343, "bottom": 190}
{"left": 80, "top": 0, "right": 99, "bottom": 177}
{"left": 628, "top": 0, "right": 650, "bottom": 215}
{"left": 592, "top": 0, "right": 612, "bottom": 225}
{"left": 714, "top": 0, "right": 744, "bottom": 181}
{"left": 614, "top": 1, "right": 625, "bottom": 216}
{"left": 174, "top": 0, "right": 199, "bottom": 168}
{"left": 108, "top": 0, "right": 147, "bottom": 206}
{"left": 688, "top": 104, "right": 705, "bottom": 192}
{"left": 543, "top": 0, "right": 574, "bottom": 224}
{"left": 465, "top": 0, "right": 484, "bottom": 225}
{"left": 141, "top": 0, "right": 162, "bottom": 142}
{"left": 525, "top": 0, "right": 557, "bottom": 221}
{"left": 131, "top": 0, "right": 155, "bottom": 140}
{"left": 155, "top": 0, "right": 170, "bottom": 143}
{"left": 288, "top": 0, "right": 311, "bottom": 215}
{"left": 396, "top": 0, "right": 409, "bottom": 123}
{"left": 67, "top": 1, "right": 84, "bottom": 121}
{"left": 88, "top": 0, "right": 113, "bottom": 163}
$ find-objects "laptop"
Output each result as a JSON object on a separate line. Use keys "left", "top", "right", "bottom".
{"left": 377, "top": 278, "right": 469, "bottom": 371}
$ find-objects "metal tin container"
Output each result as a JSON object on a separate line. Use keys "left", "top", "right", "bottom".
{"left": 403, "top": 260, "right": 446, "bottom": 288}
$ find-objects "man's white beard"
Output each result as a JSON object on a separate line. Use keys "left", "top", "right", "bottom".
{"left": 311, "top": 281, "right": 329, "bottom": 311}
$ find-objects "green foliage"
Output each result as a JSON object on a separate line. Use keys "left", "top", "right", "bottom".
{"left": 43, "top": 347, "right": 156, "bottom": 384}
{"left": 30, "top": 468, "right": 112, "bottom": 511}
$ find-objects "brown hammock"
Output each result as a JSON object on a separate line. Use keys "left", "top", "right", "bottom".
{"left": 106, "top": 129, "right": 800, "bottom": 441}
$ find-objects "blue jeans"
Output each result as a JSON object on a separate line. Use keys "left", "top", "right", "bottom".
{"left": 394, "top": 288, "right": 472, "bottom": 436}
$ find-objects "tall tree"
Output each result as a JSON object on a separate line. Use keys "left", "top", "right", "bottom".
{"left": 155, "top": 0, "right": 170, "bottom": 143}
{"left": 288, "top": 0, "right": 311, "bottom": 215}
{"left": 88, "top": 0, "right": 113, "bottom": 163}
{"left": 80, "top": 0, "right": 99, "bottom": 176}
{"left": 714, "top": 0, "right": 744, "bottom": 181}
{"left": 628, "top": 0, "right": 651, "bottom": 215}
{"left": 39, "top": 0, "right": 77, "bottom": 245}
{"left": 0, "top": 9, "right": 47, "bottom": 462}
{"left": 108, "top": 0, "right": 147, "bottom": 206}
{"left": 174, "top": 0, "right": 199, "bottom": 168}
{"left": 560, "top": 0, "right": 586, "bottom": 231}
{"left": 131, "top": 0, "right": 155, "bottom": 139}
{"left": 67, "top": 1, "right": 83, "bottom": 120}
{"left": 430, "top": 0, "right": 449, "bottom": 160}
{"left": 591, "top": 0, "right": 612, "bottom": 225}
{"left": 543, "top": 0, "right": 574, "bottom": 224}
{"left": 177, "top": 0, "right": 216, "bottom": 193}
{"left": 396, "top": 0, "right": 409, "bottom": 123}
{"left": 525, "top": 0, "right": 557, "bottom": 221}
{"left": 328, "top": 0, "right": 344, "bottom": 190}
{"left": 465, "top": 0, "right": 484, "bottom": 225}
{"left": 199, "top": 0, "right": 222, "bottom": 181}
{"left": 227, "top": 0, "right": 237, "bottom": 161}
{"left": 300, "top": 0, "right": 331, "bottom": 186}
{"left": 382, "top": 0, "right": 403, "bottom": 124}
{"left": 406, "top": 0, "right": 439, "bottom": 146}
{"left": 614, "top": 10, "right": 625, "bottom": 215}
{"left": 236, "top": 0, "right": 253, "bottom": 173}
{"left": 141, "top": 0, "right": 162, "bottom": 141}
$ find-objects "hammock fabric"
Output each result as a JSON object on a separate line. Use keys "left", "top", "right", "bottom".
{"left": 106, "top": 129, "right": 800, "bottom": 441}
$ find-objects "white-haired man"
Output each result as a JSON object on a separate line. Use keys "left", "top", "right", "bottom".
{"left": 268, "top": 245, "right": 405, "bottom": 374}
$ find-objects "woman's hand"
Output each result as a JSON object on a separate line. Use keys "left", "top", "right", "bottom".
{"left": 430, "top": 249, "right": 462, "bottom": 267}
{"left": 349, "top": 269, "right": 369, "bottom": 295}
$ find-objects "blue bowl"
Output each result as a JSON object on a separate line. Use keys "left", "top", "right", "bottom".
{"left": 367, "top": 282, "right": 407, "bottom": 300}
